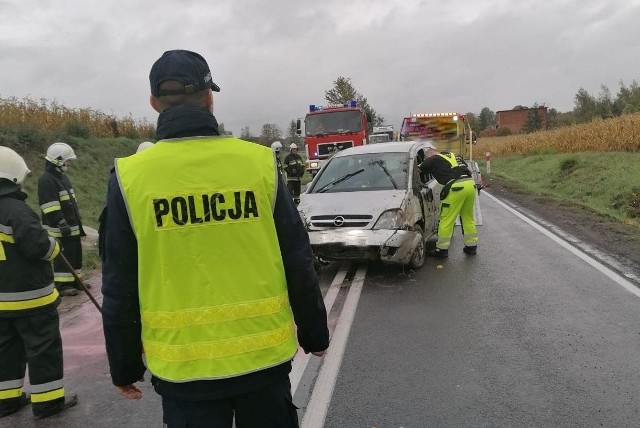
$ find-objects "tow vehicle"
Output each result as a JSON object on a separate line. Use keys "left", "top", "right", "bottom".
{"left": 400, "top": 112, "right": 483, "bottom": 224}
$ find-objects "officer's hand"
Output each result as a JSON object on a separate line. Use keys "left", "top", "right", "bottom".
{"left": 58, "top": 220, "right": 72, "bottom": 237}
{"left": 311, "top": 350, "right": 326, "bottom": 357}
{"left": 116, "top": 384, "right": 142, "bottom": 400}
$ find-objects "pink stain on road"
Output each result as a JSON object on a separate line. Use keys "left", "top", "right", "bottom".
{"left": 58, "top": 274, "right": 106, "bottom": 372}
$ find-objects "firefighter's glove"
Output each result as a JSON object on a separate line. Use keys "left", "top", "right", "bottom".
{"left": 58, "top": 220, "right": 72, "bottom": 237}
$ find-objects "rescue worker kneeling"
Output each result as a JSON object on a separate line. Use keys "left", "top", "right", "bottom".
{"left": 419, "top": 144, "right": 478, "bottom": 258}
{"left": 0, "top": 147, "right": 77, "bottom": 419}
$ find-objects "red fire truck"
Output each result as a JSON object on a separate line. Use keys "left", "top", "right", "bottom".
{"left": 297, "top": 101, "right": 370, "bottom": 176}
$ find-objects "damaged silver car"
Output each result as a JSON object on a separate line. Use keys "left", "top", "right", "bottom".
{"left": 297, "top": 141, "right": 440, "bottom": 269}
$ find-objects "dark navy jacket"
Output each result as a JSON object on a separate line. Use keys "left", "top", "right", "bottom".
{"left": 0, "top": 181, "right": 61, "bottom": 317}
{"left": 101, "top": 105, "right": 328, "bottom": 400}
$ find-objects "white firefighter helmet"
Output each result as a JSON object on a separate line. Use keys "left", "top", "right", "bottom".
{"left": 271, "top": 141, "right": 282, "bottom": 152}
{"left": 289, "top": 143, "right": 298, "bottom": 150}
{"left": 136, "top": 141, "right": 154, "bottom": 153}
{"left": 45, "top": 142, "right": 76, "bottom": 167}
{"left": 0, "top": 146, "right": 31, "bottom": 185}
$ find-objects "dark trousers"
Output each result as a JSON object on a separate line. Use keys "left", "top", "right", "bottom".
{"left": 287, "top": 180, "right": 301, "bottom": 202}
{"left": 161, "top": 376, "right": 298, "bottom": 428}
{"left": 53, "top": 236, "right": 82, "bottom": 290}
{"left": 0, "top": 309, "right": 65, "bottom": 417}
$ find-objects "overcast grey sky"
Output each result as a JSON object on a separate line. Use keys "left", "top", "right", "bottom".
{"left": 1, "top": 0, "right": 639, "bottom": 137}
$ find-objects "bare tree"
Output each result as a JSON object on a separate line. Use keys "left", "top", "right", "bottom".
{"left": 240, "top": 126, "right": 253, "bottom": 141}
{"left": 324, "top": 76, "right": 384, "bottom": 125}
{"left": 259, "top": 123, "right": 282, "bottom": 146}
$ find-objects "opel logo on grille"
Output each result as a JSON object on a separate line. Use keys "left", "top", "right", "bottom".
{"left": 333, "top": 216, "right": 345, "bottom": 227}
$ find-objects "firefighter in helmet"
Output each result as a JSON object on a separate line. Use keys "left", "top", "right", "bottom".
{"left": 0, "top": 146, "right": 78, "bottom": 419}
{"left": 270, "top": 140, "right": 285, "bottom": 177}
{"left": 38, "top": 142, "right": 85, "bottom": 296}
{"left": 283, "top": 143, "right": 304, "bottom": 204}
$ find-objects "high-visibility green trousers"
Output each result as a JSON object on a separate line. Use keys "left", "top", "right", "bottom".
{"left": 437, "top": 179, "right": 478, "bottom": 250}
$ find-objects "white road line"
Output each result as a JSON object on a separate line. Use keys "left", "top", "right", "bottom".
{"left": 290, "top": 263, "right": 350, "bottom": 395}
{"left": 484, "top": 191, "right": 640, "bottom": 298}
{"left": 301, "top": 264, "right": 367, "bottom": 428}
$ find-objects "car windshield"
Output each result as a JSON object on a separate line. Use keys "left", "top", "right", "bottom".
{"left": 306, "top": 111, "right": 363, "bottom": 136}
{"left": 310, "top": 152, "right": 409, "bottom": 193}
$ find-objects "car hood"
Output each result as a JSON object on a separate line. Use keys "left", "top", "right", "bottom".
{"left": 298, "top": 189, "right": 407, "bottom": 225}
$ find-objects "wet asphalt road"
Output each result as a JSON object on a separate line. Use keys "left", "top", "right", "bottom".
{"left": 322, "top": 193, "right": 640, "bottom": 428}
{"left": 3, "top": 192, "right": 640, "bottom": 427}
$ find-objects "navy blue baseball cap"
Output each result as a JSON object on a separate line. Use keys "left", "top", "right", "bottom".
{"left": 149, "top": 49, "right": 221, "bottom": 96}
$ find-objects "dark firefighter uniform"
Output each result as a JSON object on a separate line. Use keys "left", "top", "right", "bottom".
{"left": 101, "top": 103, "right": 329, "bottom": 427}
{"left": 38, "top": 162, "right": 85, "bottom": 293}
{"left": 0, "top": 180, "right": 68, "bottom": 418}
{"left": 284, "top": 151, "right": 305, "bottom": 204}
{"left": 276, "top": 154, "right": 285, "bottom": 178}
{"left": 419, "top": 151, "right": 478, "bottom": 256}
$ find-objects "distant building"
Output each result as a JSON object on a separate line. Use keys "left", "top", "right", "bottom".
{"left": 496, "top": 106, "right": 548, "bottom": 134}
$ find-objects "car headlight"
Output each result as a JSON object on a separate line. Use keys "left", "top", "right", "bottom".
{"left": 297, "top": 207, "right": 307, "bottom": 223}
{"left": 373, "top": 209, "right": 404, "bottom": 230}
{"left": 309, "top": 161, "right": 319, "bottom": 169}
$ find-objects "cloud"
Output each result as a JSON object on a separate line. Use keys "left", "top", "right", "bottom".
{"left": 1, "top": 0, "right": 639, "bottom": 136}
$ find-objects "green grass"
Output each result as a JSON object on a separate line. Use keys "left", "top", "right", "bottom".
{"left": 83, "top": 246, "right": 101, "bottom": 274}
{"left": 480, "top": 152, "right": 640, "bottom": 227}
{"left": 20, "top": 137, "right": 141, "bottom": 228}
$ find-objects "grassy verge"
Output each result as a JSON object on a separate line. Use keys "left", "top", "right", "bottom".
{"left": 19, "top": 137, "right": 141, "bottom": 228}
{"left": 83, "top": 246, "right": 101, "bottom": 276}
{"left": 478, "top": 152, "right": 640, "bottom": 227}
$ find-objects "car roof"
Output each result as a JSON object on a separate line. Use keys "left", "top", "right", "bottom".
{"left": 332, "top": 141, "right": 430, "bottom": 157}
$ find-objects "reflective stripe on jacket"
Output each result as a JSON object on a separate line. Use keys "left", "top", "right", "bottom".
{"left": 0, "top": 188, "right": 61, "bottom": 316}
{"left": 115, "top": 136, "right": 297, "bottom": 382}
{"left": 37, "top": 165, "right": 84, "bottom": 237}
{"left": 283, "top": 154, "right": 304, "bottom": 181}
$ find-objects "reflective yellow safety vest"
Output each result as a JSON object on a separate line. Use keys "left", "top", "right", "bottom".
{"left": 116, "top": 136, "right": 297, "bottom": 382}
{"left": 437, "top": 152, "right": 459, "bottom": 168}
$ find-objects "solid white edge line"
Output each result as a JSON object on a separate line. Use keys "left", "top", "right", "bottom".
{"left": 301, "top": 264, "right": 367, "bottom": 428}
{"left": 475, "top": 192, "right": 484, "bottom": 225}
{"left": 484, "top": 191, "right": 640, "bottom": 298}
{"left": 290, "top": 263, "right": 350, "bottom": 395}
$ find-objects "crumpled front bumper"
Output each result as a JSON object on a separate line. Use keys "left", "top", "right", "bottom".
{"left": 307, "top": 228, "right": 420, "bottom": 264}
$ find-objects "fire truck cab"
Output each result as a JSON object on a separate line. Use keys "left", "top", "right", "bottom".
{"left": 297, "top": 101, "right": 370, "bottom": 177}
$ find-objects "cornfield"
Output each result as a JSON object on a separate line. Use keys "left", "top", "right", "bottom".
{"left": 0, "top": 96, "right": 155, "bottom": 139}
{"left": 477, "top": 113, "right": 640, "bottom": 155}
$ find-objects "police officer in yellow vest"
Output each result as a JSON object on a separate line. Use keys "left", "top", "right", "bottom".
{"left": 0, "top": 147, "right": 78, "bottom": 419}
{"left": 101, "top": 50, "right": 329, "bottom": 428}
{"left": 419, "top": 145, "right": 478, "bottom": 257}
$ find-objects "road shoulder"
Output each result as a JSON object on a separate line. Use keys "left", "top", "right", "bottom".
{"left": 483, "top": 175, "right": 640, "bottom": 281}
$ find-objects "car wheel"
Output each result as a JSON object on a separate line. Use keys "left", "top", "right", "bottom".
{"left": 408, "top": 224, "right": 425, "bottom": 269}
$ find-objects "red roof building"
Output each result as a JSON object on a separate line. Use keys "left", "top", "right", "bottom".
{"left": 496, "top": 106, "right": 548, "bottom": 134}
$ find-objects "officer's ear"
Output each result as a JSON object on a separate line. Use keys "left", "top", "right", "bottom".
{"left": 150, "top": 95, "right": 162, "bottom": 113}
{"left": 205, "top": 91, "right": 214, "bottom": 113}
